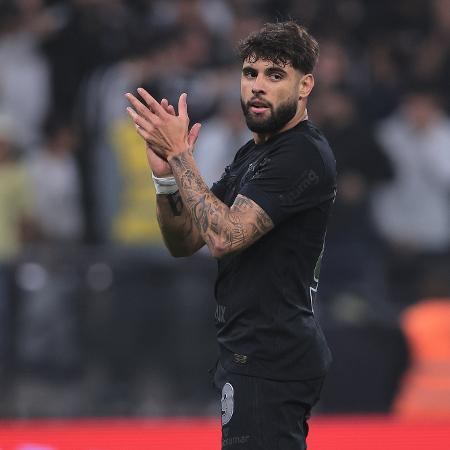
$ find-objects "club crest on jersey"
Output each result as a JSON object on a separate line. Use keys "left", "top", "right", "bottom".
{"left": 221, "top": 382, "right": 234, "bottom": 426}
{"left": 239, "top": 157, "right": 271, "bottom": 187}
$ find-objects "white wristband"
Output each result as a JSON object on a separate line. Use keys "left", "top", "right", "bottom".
{"left": 152, "top": 174, "right": 179, "bottom": 195}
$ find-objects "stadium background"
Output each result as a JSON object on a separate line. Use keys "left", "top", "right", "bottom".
{"left": 0, "top": 0, "right": 449, "bottom": 448}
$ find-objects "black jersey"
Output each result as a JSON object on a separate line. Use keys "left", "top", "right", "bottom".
{"left": 211, "top": 120, "right": 336, "bottom": 381}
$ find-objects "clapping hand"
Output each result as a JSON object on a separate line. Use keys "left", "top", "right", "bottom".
{"left": 125, "top": 88, "right": 201, "bottom": 177}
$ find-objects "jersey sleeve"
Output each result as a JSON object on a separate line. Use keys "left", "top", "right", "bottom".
{"left": 239, "top": 134, "right": 336, "bottom": 225}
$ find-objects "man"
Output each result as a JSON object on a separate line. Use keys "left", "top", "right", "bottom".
{"left": 126, "top": 21, "right": 336, "bottom": 450}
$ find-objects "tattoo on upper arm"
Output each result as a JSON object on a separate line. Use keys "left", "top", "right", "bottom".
{"left": 230, "top": 196, "right": 273, "bottom": 243}
{"left": 232, "top": 195, "right": 252, "bottom": 212}
{"left": 168, "top": 191, "right": 184, "bottom": 216}
{"left": 171, "top": 152, "right": 274, "bottom": 255}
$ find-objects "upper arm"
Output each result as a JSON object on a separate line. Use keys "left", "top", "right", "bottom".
{"left": 239, "top": 135, "right": 336, "bottom": 226}
{"left": 212, "top": 194, "right": 273, "bottom": 258}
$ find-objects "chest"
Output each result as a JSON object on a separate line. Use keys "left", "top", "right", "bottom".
{"left": 220, "top": 149, "right": 271, "bottom": 205}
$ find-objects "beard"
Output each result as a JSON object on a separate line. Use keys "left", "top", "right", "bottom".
{"left": 240, "top": 95, "right": 298, "bottom": 134}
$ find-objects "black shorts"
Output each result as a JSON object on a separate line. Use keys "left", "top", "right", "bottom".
{"left": 213, "top": 361, "right": 325, "bottom": 450}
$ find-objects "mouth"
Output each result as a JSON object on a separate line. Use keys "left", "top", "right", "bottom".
{"left": 248, "top": 99, "right": 270, "bottom": 114}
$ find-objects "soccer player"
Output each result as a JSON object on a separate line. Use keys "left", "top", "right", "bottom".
{"left": 126, "top": 21, "right": 336, "bottom": 450}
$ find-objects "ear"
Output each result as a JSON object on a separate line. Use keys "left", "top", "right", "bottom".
{"left": 298, "top": 74, "right": 315, "bottom": 99}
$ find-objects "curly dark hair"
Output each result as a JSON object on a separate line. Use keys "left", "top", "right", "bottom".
{"left": 237, "top": 21, "right": 319, "bottom": 74}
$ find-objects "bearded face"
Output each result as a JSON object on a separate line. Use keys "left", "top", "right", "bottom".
{"left": 240, "top": 58, "right": 304, "bottom": 139}
{"left": 240, "top": 94, "right": 298, "bottom": 134}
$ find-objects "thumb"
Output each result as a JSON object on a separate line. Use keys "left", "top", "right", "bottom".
{"left": 188, "top": 123, "right": 202, "bottom": 147}
{"left": 178, "top": 92, "right": 188, "bottom": 118}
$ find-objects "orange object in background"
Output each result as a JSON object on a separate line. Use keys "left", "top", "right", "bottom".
{"left": 0, "top": 417, "right": 449, "bottom": 450}
{"left": 394, "top": 298, "right": 450, "bottom": 417}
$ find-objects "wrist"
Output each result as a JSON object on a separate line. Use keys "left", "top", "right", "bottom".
{"left": 167, "top": 146, "right": 192, "bottom": 161}
{"left": 152, "top": 173, "right": 179, "bottom": 195}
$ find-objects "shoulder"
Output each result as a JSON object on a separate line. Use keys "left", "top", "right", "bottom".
{"left": 266, "top": 121, "right": 336, "bottom": 180}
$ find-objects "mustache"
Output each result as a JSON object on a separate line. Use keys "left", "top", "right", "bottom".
{"left": 247, "top": 96, "right": 272, "bottom": 108}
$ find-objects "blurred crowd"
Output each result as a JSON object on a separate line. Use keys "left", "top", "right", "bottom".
{"left": 0, "top": 0, "right": 449, "bottom": 417}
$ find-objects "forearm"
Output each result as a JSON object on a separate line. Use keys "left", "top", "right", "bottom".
{"left": 169, "top": 150, "right": 248, "bottom": 258}
{"left": 124, "top": 89, "right": 272, "bottom": 257}
{"left": 156, "top": 191, "right": 204, "bottom": 257}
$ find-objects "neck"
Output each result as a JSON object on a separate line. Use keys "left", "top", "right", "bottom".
{"left": 253, "top": 102, "right": 308, "bottom": 144}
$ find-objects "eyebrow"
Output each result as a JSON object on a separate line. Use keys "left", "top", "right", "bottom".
{"left": 265, "top": 67, "right": 287, "bottom": 75}
{"left": 242, "top": 65, "right": 288, "bottom": 75}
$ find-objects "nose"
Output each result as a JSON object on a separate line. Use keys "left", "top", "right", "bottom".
{"left": 251, "top": 74, "right": 266, "bottom": 95}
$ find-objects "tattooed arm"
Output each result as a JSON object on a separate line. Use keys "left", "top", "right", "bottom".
{"left": 125, "top": 89, "right": 273, "bottom": 257}
{"left": 169, "top": 149, "right": 274, "bottom": 259}
{"left": 156, "top": 191, "right": 205, "bottom": 257}
{"left": 124, "top": 91, "right": 204, "bottom": 257}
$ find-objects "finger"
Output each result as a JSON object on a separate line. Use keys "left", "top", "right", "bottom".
{"left": 126, "top": 107, "right": 154, "bottom": 133}
{"left": 161, "top": 98, "right": 176, "bottom": 116}
{"left": 125, "top": 93, "right": 158, "bottom": 123}
{"left": 178, "top": 92, "right": 188, "bottom": 118}
{"left": 161, "top": 98, "right": 169, "bottom": 112}
{"left": 135, "top": 124, "right": 152, "bottom": 142}
{"left": 188, "top": 123, "right": 202, "bottom": 147}
{"left": 137, "top": 88, "right": 167, "bottom": 118}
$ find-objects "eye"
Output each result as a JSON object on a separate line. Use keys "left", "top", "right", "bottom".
{"left": 269, "top": 72, "right": 283, "bottom": 81}
{"left": 243, "top": 68, "right": 257, "bottom": 78}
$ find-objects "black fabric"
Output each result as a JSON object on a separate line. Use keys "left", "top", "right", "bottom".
{"left": 211, "top": 120, "right": 336, "bottom": 381}
{"left": 213, "top": 360, "right": 325, "bottom": 450}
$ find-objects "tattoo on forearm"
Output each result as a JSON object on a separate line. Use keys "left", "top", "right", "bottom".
{"left": 157, "top": 193, "right": 197, "bottom": 252}
{"left": 192, "top": 195, "right": 209, "bottom": 232}
{"left": 168, "top": 191, "right": 184, "bottom": 216}
{"left": 170, "top": 150, "right": 273, "bottom": 255}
